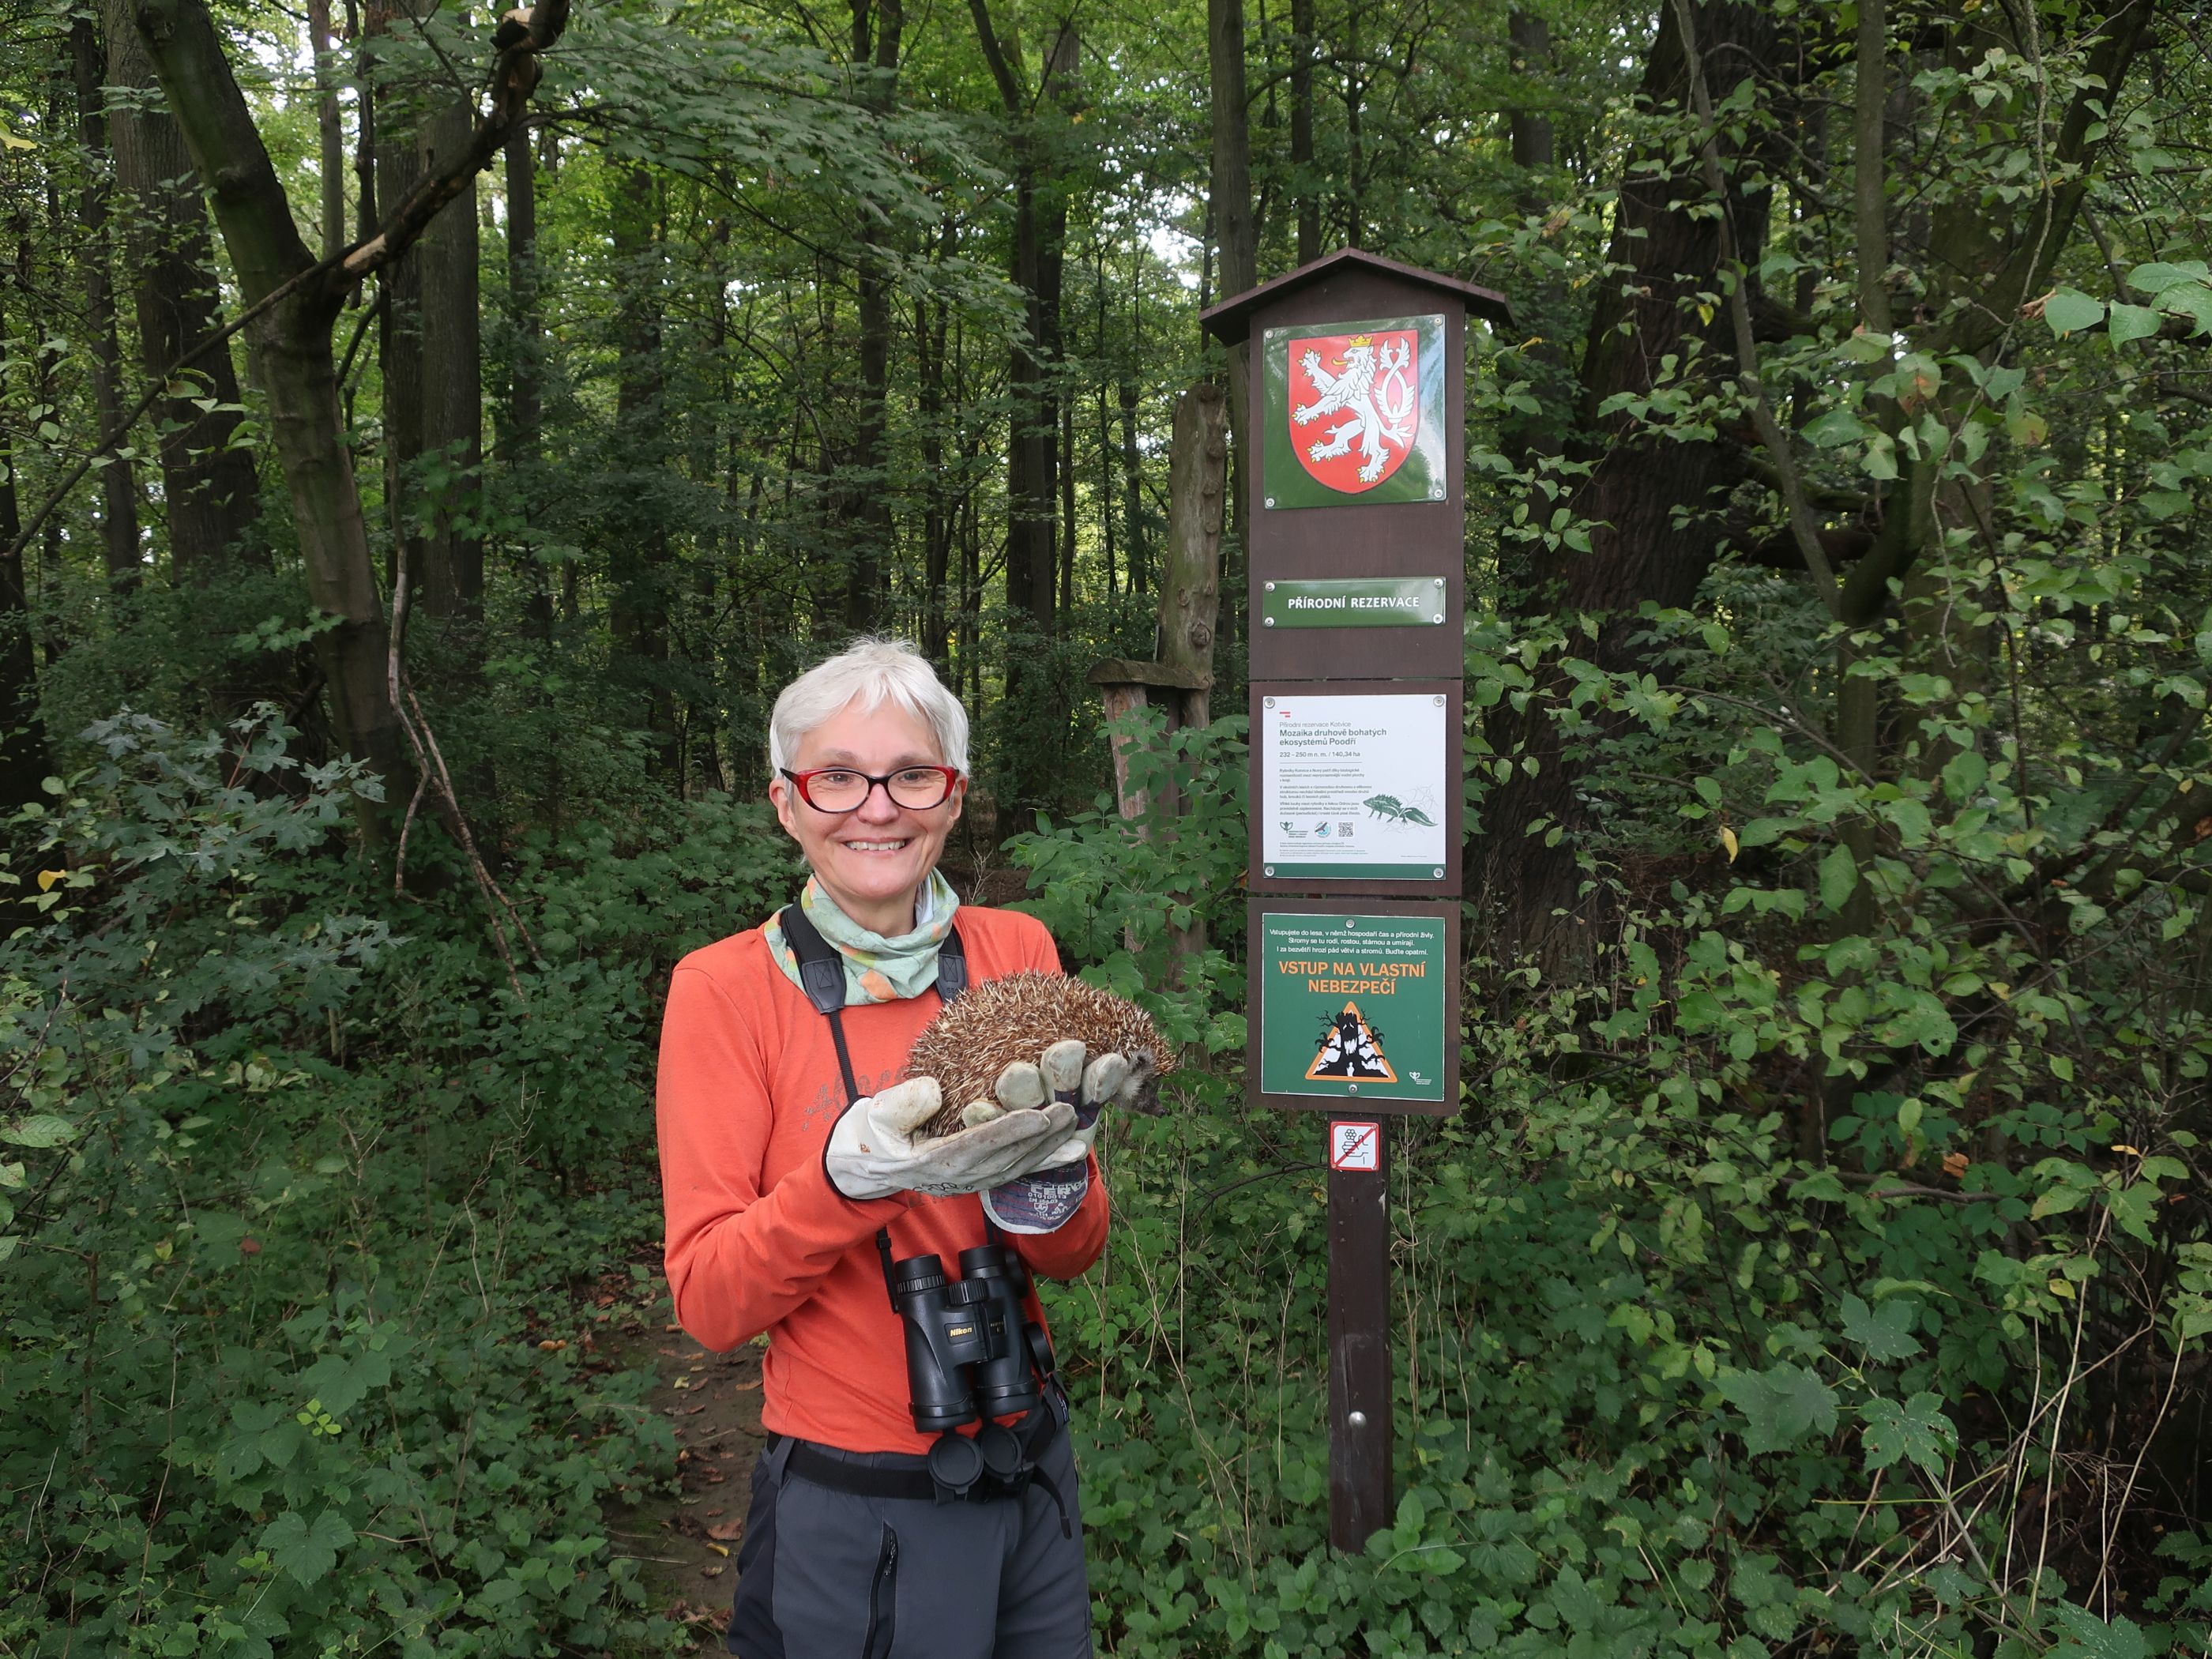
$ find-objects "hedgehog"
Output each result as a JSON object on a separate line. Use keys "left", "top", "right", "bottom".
{"left": 906, "top": 972, "right": 1176, "bottom": 1138}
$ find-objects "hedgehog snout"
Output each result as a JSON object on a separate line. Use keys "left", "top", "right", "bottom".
{"left": 1118, "top": 1048, "right": 1167, "bottom": 1115}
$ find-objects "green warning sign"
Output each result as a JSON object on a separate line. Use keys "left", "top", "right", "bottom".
{"left": 1256, "top": 911, "right": 1449, "bottom": 1104}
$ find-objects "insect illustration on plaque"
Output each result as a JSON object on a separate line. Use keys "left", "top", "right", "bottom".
{"left": 1362, "top": 792, "right": 1438, "bottom": 827}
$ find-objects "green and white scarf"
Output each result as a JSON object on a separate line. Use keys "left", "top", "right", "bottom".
{"left": 765, "top": 871, "right": 961, "bottom": 1006}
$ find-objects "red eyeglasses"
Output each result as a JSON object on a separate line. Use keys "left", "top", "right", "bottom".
{"left": 779, "top": 765, "right": 961, "bottom": 814}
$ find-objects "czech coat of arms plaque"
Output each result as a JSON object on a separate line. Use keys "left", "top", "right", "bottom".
{"left": 1261, "top": 312, "right": 1446, "bottom": 509}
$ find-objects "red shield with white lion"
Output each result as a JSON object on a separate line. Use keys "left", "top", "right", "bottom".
{"left": 1287, "top": 328, "right": 1420, "bottom": 494}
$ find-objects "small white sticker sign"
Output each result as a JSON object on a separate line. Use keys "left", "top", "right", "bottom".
{"left": 1329, "top": 1120, "right": 1382, "bottom": 1172}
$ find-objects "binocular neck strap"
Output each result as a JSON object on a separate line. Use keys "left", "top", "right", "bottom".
{"left": 875, "top": 1226, "right": 899, "bottom": 1304}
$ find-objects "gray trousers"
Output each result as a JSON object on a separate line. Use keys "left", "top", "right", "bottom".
{"left": 726, "top": 1426, "right": 1093, "bottom": 1659}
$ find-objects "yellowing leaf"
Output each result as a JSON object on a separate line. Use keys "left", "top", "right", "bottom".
{"left": 2112, "top": 1144, "right": 2142, "bottom": 1157}
{"left": 36, "top": 869, "right": 64, "bottom": 891}
{"left": 0, "top": 131, "right": 36, "bottom": 152}
{"left": 705, "top": 1541, "right": 730, "bottom": 1556}
{"left": 1719, "top": 825, "right": 1740, "bottom": 863}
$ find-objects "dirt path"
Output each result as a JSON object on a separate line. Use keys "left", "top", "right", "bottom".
{"left": 594, "top": 1270, "right": 772, "bottom": 1647}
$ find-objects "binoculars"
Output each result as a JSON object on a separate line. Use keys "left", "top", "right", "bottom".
{"left": 889, "top": 1242, "right": 1042, "bottom": 1431}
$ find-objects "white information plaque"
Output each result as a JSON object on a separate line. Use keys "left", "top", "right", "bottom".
{"left": 1259, "top": 691, "right": 1450, "bottom": 880}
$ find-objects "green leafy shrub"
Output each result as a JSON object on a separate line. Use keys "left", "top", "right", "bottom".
{"left": 1018, "top": 623, "right": 2211, "bottom": 1656}
{"left": 0, "top": 712, "right": 694, "bottom": 1657}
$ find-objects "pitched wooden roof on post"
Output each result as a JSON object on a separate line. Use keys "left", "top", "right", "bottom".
{"left": 1198, "top": 247, "right": 1513, "bottom": 346}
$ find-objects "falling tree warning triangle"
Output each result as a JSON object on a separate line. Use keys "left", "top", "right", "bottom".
{"left": 1305, "top": 1001, "right": 1398, "bottom": 1082}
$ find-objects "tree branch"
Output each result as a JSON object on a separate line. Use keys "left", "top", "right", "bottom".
{"left": 334, "top": 1, "right": 571, "bottom": 290}
{"left": 965, "top": 0, "right": 1023, "bottom": 116}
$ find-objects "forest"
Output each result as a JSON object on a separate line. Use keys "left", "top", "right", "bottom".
{"left": 2, "top": 0, "right": 2210, "bottom": 1650}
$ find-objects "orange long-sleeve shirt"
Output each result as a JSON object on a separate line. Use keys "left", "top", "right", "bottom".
{"left": 656, "top": 905, "right": 1111, "bottom": 1454}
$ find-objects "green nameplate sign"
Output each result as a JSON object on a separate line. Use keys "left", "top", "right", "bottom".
{"left": 1261, "top": 312, "right": 1448, "bottom": 509}
{"left": 1261, "top": 577, "right": 1448, "bottom": 630}
{"left": 1256, "top": 911, "right": 1449, "bottom": 1104}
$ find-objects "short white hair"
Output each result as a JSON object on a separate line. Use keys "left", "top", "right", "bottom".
{"left": 768, "top": 638, "right": 970, "bottom": 776}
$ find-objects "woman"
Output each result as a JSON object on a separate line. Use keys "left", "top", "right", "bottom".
{"left": 657, "top": 638, "right": 1123, "bottom": 1659}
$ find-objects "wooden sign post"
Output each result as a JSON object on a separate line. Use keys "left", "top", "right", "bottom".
{"left": 1202, "top": 250, "right": 1508, "bottom": 1552}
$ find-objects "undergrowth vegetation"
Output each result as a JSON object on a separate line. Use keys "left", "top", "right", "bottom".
{"left": 7, "top": 558, "right": 2209, "bottom": 1657}
{"left": 1014, "top": 597, "right": 2211, "bottom": 1656}
{"left": 9, "top": 581, "right": 2212, "bottom": 1657}
{"left": 0, "top": 711, "right": 796, "bottom": 1656}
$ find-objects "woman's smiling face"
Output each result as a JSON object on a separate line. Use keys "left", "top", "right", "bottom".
{"left": 769, "top": 696, "right": 965, "bottom": 935}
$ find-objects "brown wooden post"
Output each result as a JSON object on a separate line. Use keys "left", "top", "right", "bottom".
{"left": 1327, "top": 1112, "right": 1391, "bottom": 1545}
{"left": 1202, "top": 249, "right": 1508, "bottom": 1555}
{"left": 1088, "top": 382, "right": 1230, "bottom": 973}
{"left": 1158, "top": 383, "right": 1228, "bottom": 727}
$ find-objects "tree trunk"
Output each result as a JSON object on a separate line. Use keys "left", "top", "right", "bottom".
{"left": 370, "top": 6, "right": 484, "bottom": 642}
{"left": 1209, "top": 0, "right": 1257, "bottom": 303}
{"left": 412, "top": 92, "right": 483, "bottom": 630}
{"left": 842, "top": 0, "right": 903, "bottom": 633}
{"left": 1059, "top": 394, "right": 1076, "bottom": 615}
{"left": 503, "top": 126, "right": 551, "bottom": 641}
{"left": 1507, "top": 11, "right": 1556, "bottom": 169}
{"left": 1288, "top": 0, "right": 1319, "bottom": 265}
{"left": 70, "top": 13, "right": 143, "bottom": 593}
{"left": 0, "top": 386, "right": 51, "bottom": 835}
{"left": 1477, "top": 1, "right": 1783, "bottom": 970}
{"left": 970, "top": 1, "right": 1076, "bottom": 806}
{"left": 917, "top": 218, "right": 956, "bottom": 666}
{"left": 970, "top": 0, "right": 1073, "bottom": 643}
{"left": 371, "top": 0, "right": 423, "bottom": 592}
{"left": 1342, "top": 1, "right": 1364, "bottom": 248}
{"left": 608, "top": 164, "right": 675, "bottom": 766}
{"left": 131, "top": 0, "right": 404, "bottom": 803}
{"left": 1159, "top": 384, "right": 1228, "bottom": 724}
{"left": 310, "top": 0, "right": 344, "bottom": 256}
{"left": 1118, "top": 378, "right": 1145, "bottom": 593}
{"left": 105, "top": 0, "right": 263, "bottom": 581}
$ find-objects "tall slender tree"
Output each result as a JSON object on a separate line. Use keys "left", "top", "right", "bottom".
{"left": 69, "top": 12, "right": 141, "bottom": 592}
{"left": 126, "top": 0, "right": 569, "bottom": 812}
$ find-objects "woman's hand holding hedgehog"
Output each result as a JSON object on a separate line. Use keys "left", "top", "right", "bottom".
{"left": 822, "top": 1076, "right": 1075, "bottom": 1202}
{"left": 953, "top": 1039, "right": 1153, "bottom": 1234}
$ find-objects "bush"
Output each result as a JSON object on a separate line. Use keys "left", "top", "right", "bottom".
{"left": 0, "top": 711, "right": 702, "bottom": 1657}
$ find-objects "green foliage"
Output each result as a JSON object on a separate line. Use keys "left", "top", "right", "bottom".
{"left": 7, "top": 0, "right": 2211, "bottom": 1648}
{"left": 0, "top": 713, "right": 695, "bottom": 1655}
{"left": 1006, "top": 707, "right": 1250, "bottom": 1054}
{"left": 1013, "top": 634, "right": 2209, "bottom": 1654}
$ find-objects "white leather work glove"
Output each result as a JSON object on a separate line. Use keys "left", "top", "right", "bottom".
{"left": 966, "top": 1040, "right": 1153, "bottom": 1234}
{"left": 823, "top": 1076, "right": 1076, "bottom": 1202}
